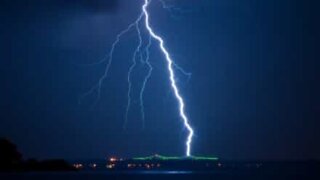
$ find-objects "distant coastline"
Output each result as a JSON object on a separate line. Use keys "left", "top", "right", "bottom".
{"left": 1, "top": 138, "right": 319, "bottom": 175}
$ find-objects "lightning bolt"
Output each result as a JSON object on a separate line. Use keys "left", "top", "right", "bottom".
{"left": 81, "top": 0, "right": 194, "bottom": 156}
{"left": 124, "top": 18, "right": 143, "bottom": 129}
{"left": 142, "top": 0, "right": 194, "bottom": 156}
{"left": 79, "top": 13, "right": 143, "bottom": 108}
{"left": 139, "top": 35, "right": 153, "bottom": 129}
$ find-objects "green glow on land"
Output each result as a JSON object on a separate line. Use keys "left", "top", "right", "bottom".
{"left": 132, "top": 155, "right": 218, "bottom": 161}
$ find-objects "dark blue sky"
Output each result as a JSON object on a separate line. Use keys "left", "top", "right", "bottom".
{"left": 0, "top": 0, "right": 319, "bottom": 160}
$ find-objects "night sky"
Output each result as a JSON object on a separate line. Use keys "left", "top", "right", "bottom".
{"left": 1, "top": 0, "right": 319, "bottom": 160}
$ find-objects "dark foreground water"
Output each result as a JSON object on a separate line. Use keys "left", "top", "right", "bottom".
{"left": 1, "top": 170, "right": 319, "bottom": 180}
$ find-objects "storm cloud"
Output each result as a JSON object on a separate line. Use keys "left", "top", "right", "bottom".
{"left": 0, "top": 0, "right": 119, "bottom": 15}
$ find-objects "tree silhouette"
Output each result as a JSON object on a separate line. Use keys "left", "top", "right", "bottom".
{"left": 0, "top": 138, "right": 23, "bottom": 169}
{"left": 0, "top": 137, "right": 75, "bottom": 171}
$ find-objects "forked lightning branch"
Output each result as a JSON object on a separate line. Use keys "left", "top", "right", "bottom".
{"left": 82, "top": 0, "right": 194, "bottom": 156}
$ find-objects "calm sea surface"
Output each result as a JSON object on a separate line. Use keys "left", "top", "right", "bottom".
{"left": 0, "top": 170, "right": 318, "bottom": 180}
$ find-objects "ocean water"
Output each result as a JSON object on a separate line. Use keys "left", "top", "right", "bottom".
{"left": 0, "top": 170, "right": 319, "bottom": 180}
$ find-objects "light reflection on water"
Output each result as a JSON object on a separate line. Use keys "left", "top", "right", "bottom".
{"left": 0, "top": 170, "right": 314, "bottom": 180}
{"left": 132, "top": 170, "right": 193, "bottom": 174}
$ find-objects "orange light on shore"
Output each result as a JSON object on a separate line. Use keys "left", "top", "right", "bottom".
{"left": 109, "top": 157, "right": 117, "bottom": 162}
